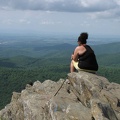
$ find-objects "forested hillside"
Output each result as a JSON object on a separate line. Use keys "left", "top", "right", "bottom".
{"left": 92, "top": 42, "right": 120, "bottom": 55}
{"left": 0, "top": 42, "right": 120, "bottom": 109}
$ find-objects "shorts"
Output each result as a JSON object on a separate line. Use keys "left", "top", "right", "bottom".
{"left": 72, "top": 60, "right": 80, "bottom": 70}
{"left": 72, "top": 60, "right": 96, "bottom": 73}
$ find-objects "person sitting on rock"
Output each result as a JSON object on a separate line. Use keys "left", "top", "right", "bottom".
{"left": 70, "top": 32, "right": 98, "bottom": 73}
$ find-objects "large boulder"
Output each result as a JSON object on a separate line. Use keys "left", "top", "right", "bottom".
{"left": 68, "top": 72, "right": 120, "bottom": 120}
{"left": 0, "top": 71, "right": 120, "bottom": 120}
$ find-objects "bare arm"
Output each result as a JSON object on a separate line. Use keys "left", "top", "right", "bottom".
{"left": 72, "top": 46, "right": 86, "bottom": 62}
{"left": 72, "top": 47, "right": 79, "bottom": 62}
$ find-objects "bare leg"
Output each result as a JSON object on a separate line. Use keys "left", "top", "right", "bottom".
{"left": 70, "top": 61, "right": 75, "bottom": 72}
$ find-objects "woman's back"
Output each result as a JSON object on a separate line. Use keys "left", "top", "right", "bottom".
{"left": 78, "top": 45, "right": 98, "bottom": 71}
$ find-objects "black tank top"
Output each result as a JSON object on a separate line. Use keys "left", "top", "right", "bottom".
{"left": 78, "top": 45, "right": 98, "bottom": 71}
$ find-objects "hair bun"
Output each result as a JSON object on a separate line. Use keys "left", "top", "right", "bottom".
{"left": 80, "top": 32, "right": 88, "bottom": 40}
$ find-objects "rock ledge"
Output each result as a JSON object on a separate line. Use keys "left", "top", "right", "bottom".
{"left": 0, "top": 71, "right": 120, "bottom": 120}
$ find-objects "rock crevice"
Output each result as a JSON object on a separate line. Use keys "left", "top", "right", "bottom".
{"left": 0, "top": 71, "right": 120, "bottom": 120}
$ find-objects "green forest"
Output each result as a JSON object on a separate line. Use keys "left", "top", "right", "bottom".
{"left": 0, "top": 41, "right": 120, "bottom": 110}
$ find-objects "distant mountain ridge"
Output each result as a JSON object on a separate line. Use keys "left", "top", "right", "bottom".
{"left": 34, "top": 43, "right": 75, "bottom": 51}
{"left": 0, "top": 41, "right": 120, "bottom": 58}
{"left": 34, "top": 42, "right": 120, "bottom": 55}
{"left": 92, "top": 42, "right": 120, "bottom": 55}
{"left": 0, "top": 42, "right": 120, "bottom": 68}
{"left": 0, "top": 53, "right": 120, "bottom": 69}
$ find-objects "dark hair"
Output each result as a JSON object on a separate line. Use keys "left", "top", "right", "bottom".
{"left": 78, "top": 32, "right": 88, "bottom": 44}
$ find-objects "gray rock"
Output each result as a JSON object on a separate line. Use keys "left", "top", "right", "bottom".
{"left": 0, "top": 71, "right": 120, "bottom": 120}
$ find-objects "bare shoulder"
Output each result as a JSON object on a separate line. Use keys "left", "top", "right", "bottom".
{"left": 76, "top": 46, "right": 86, "bottom": 55}
{"left": 74, "top": 46, "right": 80, "bottom": 52}
{"left": 76, "top": 46, "right": 85, "bottom": 50}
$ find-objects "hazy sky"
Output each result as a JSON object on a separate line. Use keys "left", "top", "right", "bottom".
{"left": 0, "top": 0, "right": 120, "bottom": 36}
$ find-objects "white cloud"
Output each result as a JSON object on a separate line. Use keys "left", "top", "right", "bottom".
{"left": 0, "top": 0, "right": 119, "bottom": 12}
{"left": 40, "top": 19, "right": 62, "bottom": 25}
{"left": 80, "top": 0, "right": 100, "bottom": 7}
{"left": 115, "top": 0, "right": 120, "bottom": 5}
{"left": 0, "top": 0, "right": 120, "bottom": 35}
{"left": 3, "top": 19, "right": 13, "bottom": 25}
{"left": 88, "top": 7, "right": 120, "bottom": 20}
{"left": 0, "top": 0, "right": 119, "bottom": 20}
{"left": 41, "top": 21, "right": 54, "bottom": 25}
{"left": 19, "top": 19, "right": 31, "bottom": 24}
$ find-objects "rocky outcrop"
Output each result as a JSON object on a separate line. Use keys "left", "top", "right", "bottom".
{"left": 0, "top": 71, "right": 120, "bottom": 120}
